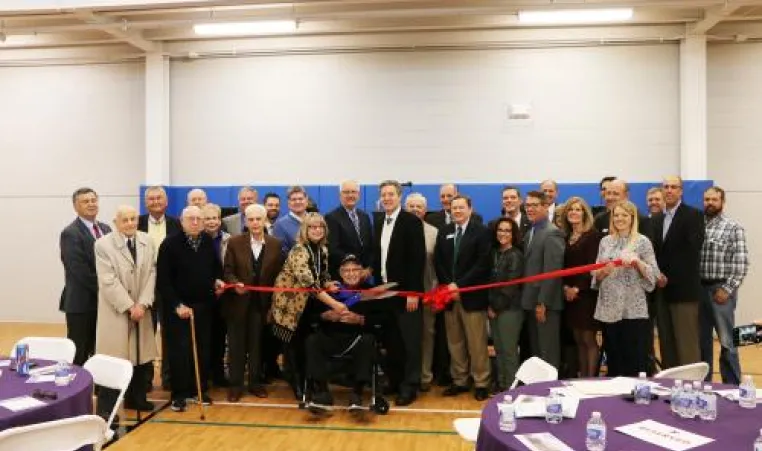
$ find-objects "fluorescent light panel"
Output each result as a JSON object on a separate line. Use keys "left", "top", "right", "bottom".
{"left": 518, "top": 8, "right": 633, "bottom": 25}
{"left": 193, "top": 20, "right": 297, "bottom": 36}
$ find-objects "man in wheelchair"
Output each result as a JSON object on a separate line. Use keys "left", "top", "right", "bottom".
{"left": 305, "top": 254, "right": 391, "bottom": 415}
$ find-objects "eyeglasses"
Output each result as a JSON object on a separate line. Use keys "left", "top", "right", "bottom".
{"left": 340, "top": 268, "right": 363, "bottom": 274}
{"left": 497, "top": 229, "right": 513, "bottom": 234}
{"left": 663, "top": 184, "right": 681, "bottom": 190}
{"left": 341, "top": 190, "right": 359, "bottom": 195}
{"left": 525, "top": 203, "right": 542, "bottom": 209}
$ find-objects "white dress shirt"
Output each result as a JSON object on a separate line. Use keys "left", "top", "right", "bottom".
{"left": 380, "top": 206, "right": 402, "bottom": 283}
{"left": 250, "top": 235, "right": 265, "bottom": 260}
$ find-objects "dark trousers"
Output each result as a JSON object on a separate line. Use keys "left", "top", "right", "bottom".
{"left": 306, "top": 331, "right": 375, "bottom": 385}
{"left": 149, "top": 291, "right": 171, "bottom": 389}
{"left": 391, "top": 307, "right": 422, "bottom": 395}
{"left": 66, "top": 312, "right": 97, "bottom": 366}
{"left": 526, "top": 310, "right": 561, "bottom": 370}
{"left": 282, "top": 313, "right": 312, "bottom": 397}
{"left": 96, "top": 363, "right": 151, "bottom": 419}
{"left": 166, "top": 303, "right": 211, "bottom": 400}
{"left": 518, "top": 322, "right": 532, "bottom": 365}
{"left": 209, "top": 301, "right": 228, "bottom": 383}
{"left": 603, "top": 319, "right": 651, "bottom": 377}
{"left": 432, "top": 312, "right": 451, "bottom": 384}
{"left": 227, "top": 304, "right": 263, "bottom": 389}
{"left": 261, "top": 324, "right": 281, "bottom": 380}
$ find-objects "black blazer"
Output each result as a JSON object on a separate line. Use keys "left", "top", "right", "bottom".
{"left": 325, "top": 206, "right": 374, "bottom": 277}
{"left": 59, "top": 218, "right": 112, "bottom": 313}
{"left": 372, "top": 210, "right": 426, "bottom": 308}
{"left": 652, "top": 202, "right": 705, "bottom": 302}
{"left": 425, "top": 209, "right": 483, "bottom": 231}
{"left": 138, "top": 214, "right": 182, "bottom": 237}
{"left": 434, "top": 221, "right": 492, "bottom": 311}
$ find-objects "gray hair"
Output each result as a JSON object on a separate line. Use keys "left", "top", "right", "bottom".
{"left": 202, "top": 203, "right": 221, "bottom": 217}
{"left": 187, "top": 188, "right": 207, "bottom": 204}
{"left": 405, "top": 192, "right": 427, "bottom": 209}
{"left": 244, "top": 203, "right": 267, "bottom": 218}
{"left": 182, "top": 205, "right": 203, "bottom": 218}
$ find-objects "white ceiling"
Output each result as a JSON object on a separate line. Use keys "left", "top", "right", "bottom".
{"left": 1, "top": 0, "right": 762, "bottom": 52}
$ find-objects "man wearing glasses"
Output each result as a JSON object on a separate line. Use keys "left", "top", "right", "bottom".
{"left": 326, "top": 180, "right": 374, "bottom": 278}
{"left": 520, "top": 191, "right": 565, "bottom": 369}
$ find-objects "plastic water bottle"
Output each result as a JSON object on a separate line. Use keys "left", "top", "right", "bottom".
{"left": 54, "top": 361, "right": 71, "bottom": 387}
{"left": 692, "top": 381, "right": 702, "bottom": 418}
{"left": 679, "top": 384, "right": 694, "bottom": 419}
{"left": 634, "top": 372, "right": 651, "bottom": 405}
{"left": 754, "top": 428, "right": 762, "bottom": 451}
{"left": 670, "top": 379, "right": 683, "bottom": 415}
{"left": 585, "top": 411, "right": 607, "bottom": 451}
{"left": 698, "top": 384, "right": 717, "bottom": 421}
{"left": 740, "top": 375, "right": 757, "bottom": 409}
{"left": 498, "top": 395, "right": 517, "bottom": 432}
{"left": 545, "top": 389, "right": 563, "bottom": 424}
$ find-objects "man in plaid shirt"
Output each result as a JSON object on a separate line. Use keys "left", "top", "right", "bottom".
{"left": 699, "top": 186, "right": 750, "bottom": 385}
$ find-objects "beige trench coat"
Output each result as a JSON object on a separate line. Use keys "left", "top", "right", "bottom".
{"left": 95, "top": 231, "right": 158, "bottom": 365}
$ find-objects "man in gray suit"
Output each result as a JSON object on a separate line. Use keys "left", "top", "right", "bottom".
{"left": 222, "top": 186, "right": 258, "bottom": 236}
{"left": 520, "top": 190, "right": 565, "bottom": 369}
{"left": 59, "top": 187, "right": 112, "bottom": 366}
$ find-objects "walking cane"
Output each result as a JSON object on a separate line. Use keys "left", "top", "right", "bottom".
{"left": 189, "top": 309, "right": 206, "bottom": 420}
{"left": 135, "top": 320, "right": 142, "bottom": 423}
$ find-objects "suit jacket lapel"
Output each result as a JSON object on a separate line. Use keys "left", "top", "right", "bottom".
{"left": 664, "top": 204, "right": 683, "bottom": 244}
{"left": 114, "top": 234, "right": 136, "bottom": 267}
{"left": 76, "top": 219, "right": 95, "bottom": 243}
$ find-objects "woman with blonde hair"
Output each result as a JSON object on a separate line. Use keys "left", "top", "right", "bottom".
{"left": 271, "top": 213, "right": 346, "bottom": 399}
{"left": 592, "top": 201, "right": 659, "bottom": 377}
{"left": 559, "top": 197, "right": 602, "bottom": 377}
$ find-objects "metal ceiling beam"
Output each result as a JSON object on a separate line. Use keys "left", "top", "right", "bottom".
{"left": 689, "top": 4, "right": 743, "bottom": 34}
{"left": 72, "top": 10, "right": 157, "bottom": 51}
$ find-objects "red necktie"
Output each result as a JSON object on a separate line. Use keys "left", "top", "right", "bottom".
{"left": 93, "top": 224, "right": 102, "bottom": 239}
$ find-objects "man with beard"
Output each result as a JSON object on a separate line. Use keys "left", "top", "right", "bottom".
{"left": 699, "top": 186, "right": 749, "bottom": 384}
{"left": 263, "top": 193, "right": 281, "bottom": 235}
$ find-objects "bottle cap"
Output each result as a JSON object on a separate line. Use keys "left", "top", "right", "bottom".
{"left": 684, "top": 383, "right": 692, "bottom": 389}
{"left": 592, "top": 411, "right": 601, "bottom": 418}
{"left": 639, "top": 372, "right": 647, "bottom": 378}
{"left": 503, "top": 395, "right": 513, "bottom": 403}
{"left": 703, "top": 384, "right": 712, "bottom": 391}
{"left": 675, "top": 379, "right": 682, "bottom": 385}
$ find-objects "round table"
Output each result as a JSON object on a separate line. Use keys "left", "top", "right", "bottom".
{"left": 476, "top": 379, "right": 761, "bottom": 450}
{"left": 0, "top": 359, "right": 93, "bottom": 431}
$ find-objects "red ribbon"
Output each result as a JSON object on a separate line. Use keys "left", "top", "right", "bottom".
{"left": 220, "top": 259, "right": 623, "bottom": 311}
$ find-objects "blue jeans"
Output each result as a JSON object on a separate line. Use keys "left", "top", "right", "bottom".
{"left": 699, "top": 284, "right": 742, "bottom": 385}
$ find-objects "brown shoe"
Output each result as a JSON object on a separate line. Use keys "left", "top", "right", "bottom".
{"left": 248, "top": 384, "right": 268, "bottom": 398}
{"left": 227, "top": 387, "right": 243, "bottom": 403}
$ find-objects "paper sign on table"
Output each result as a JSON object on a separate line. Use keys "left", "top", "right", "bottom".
{"left": 515, "top": 433, "right": 574, "bottom": 451}
{"left": 513, "top": 394, "right": 579, "bottom": 419}
{"left": 565, "top": 377, "right": 662, "bottom": 397}
{"left": 28, "top": 364, "right": 58, "bottom": 376}
{"left": 0, "top": 396, "right": 47, "bottom": 412}
{"left": 0, "top": 360, "right": 10, "bottom": 368}
{"left": 714, "top": 389, "right": 762, "bottom": 402}
{"left": 25, "top": 374, "right": 56, "bottom": 383}
{"left": 615, "top": 419, "right": 714, "bottom": 451}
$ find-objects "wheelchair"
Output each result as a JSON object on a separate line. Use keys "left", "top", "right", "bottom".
{"left": 299, "top": 323, "right": 390, "bottom": 415}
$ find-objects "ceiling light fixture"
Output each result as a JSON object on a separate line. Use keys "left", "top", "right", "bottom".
{"left": 193, "top": 20, "right": 297, "bottom": 36}
{"left": 518, "top": 8, "right": 634, "bottom": 25}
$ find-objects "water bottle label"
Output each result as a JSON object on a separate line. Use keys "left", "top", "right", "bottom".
{"left": 754, "top": 443, "right": 762, "bottom": 451}
{"left": 740, "top": 388, "right": 754, "bottom": 399}
{"left": 587, "top": 427, "right": 604, "bottom": 440}
{"left": 547, "top": 403, "right": 562, "bottom": 414}
{"left": 696, "top": 398, "right": 708, "bottom": 409}
{"left": 636, "top": 385, "right": 651, "bottom": 398}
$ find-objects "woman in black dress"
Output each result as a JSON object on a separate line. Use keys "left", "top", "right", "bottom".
{"left": 559, "top": 197, "right": 602, "bottom": 378}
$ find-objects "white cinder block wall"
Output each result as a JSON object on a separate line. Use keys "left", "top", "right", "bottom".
{"left": 0, "top": 63, "right": 145, "bottom": 322}
{"left": 0, "top": 41, "right": 760, "bottom": 325}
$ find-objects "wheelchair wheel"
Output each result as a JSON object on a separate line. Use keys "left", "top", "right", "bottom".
{"left": 371, "top": 396, "right": 390, "bottom": 415}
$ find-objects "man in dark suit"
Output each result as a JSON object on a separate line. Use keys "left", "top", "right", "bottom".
{"left": 60, "top": 187, "right": 112, "bottom": 366}
{"left": 425, "top": 183, "right": 483, "bottom": 230}
{"left": 222, "top": 186, "right": 258, "bottom": 236}
{"left": 222, "top": 204, "right": 284, "bottom": 401}
{"left": 540, "top": 180, "right": 560, "bottom": 224}
{"left": 594, "top": 179, "right": 653, "bottom": 239}
{"left": 138, "top": 185, "right": 182, "bottom": 389}
{"left": 591, "top": 176, "right": 617, "bottom": 217}
{"left": 652, "top": 176, "right": 705, "bottom": 368}
{"left": 434, "top": 195, "right": 492, "bottom": 401}
{"left": 521, "top": 191, "right": 565, "bottom": 369}
{"left": 372, "top": 180, "right": 426, "bottom": 406}
{"left": 325, "top": 180, "right": 373, "bottom": 278}
{"left": 489, "top": 186, "right": 531, "bottom": 238}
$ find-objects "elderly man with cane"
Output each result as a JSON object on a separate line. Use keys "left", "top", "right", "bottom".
{"left": 95, "top": 205, "right": 158, "bottom": 419}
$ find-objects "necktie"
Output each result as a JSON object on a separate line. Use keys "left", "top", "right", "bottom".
{"left": 445, "top": 212, "right": 451, "bottom": 225}
{"left": 453, "top": 226, "right": 463, "bottom": 267}
{"left": 663, "top": 211, "right": 673, "bottom": 240}
{"left": 386, "top": 216, "right": 393, "bottom": 225}
{"left": 527, "top": 227, "right": 535, "bottom": 248}
{"left": 349, "top": 210, "right": 362, "bottom": 244}
{"left": 127, "top": 238, "right": 137, "bottom": 263}
{"left": 93, "top": 224, "right": 102, "bottom": 239}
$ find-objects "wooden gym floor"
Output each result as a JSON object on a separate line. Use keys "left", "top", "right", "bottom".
{"left": 2, "top": 322, "right": 760, "bottom": 451}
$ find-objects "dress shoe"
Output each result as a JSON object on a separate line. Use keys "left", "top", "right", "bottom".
{"left": 419, "top": 382, "right": 431, "bottom": 392}
{"left": 248, "top": 384, "right": 268, "bottom": 398}
{"left": 395, "top": 392, "right": 417, "bottom": 406}
{"left": 124, "top": 399, "right": 154, "bottom": 411}
{"left": 227, "top": 387, "right": 243, "bottom": 403}
{"left": 474, "top": 387, "right": 490, "bottom": 401}
{"left": 442, "top": 384, "right": 469, "bottom": 397}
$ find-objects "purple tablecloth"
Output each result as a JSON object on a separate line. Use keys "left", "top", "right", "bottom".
{"left": 477, "top": 379, "right": 761, "bottom": 450}
{"left": 0, "top": 359, "right": 93, "bottom": 431}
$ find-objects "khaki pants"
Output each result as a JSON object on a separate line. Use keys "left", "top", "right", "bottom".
{"left": 655, "top": 293, "right": 700, "bottom": 368}
{"left": 445, "top": 302, "right": 490, "bottom": 388}
{"left": 421, "top": 306, "right": 436, "bottom": 385}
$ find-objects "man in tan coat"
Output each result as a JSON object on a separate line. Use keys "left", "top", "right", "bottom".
{"left": 95, "top": 205, "right": 158, "bottom": 413}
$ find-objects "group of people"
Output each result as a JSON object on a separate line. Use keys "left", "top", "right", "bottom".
{"left": 58, "top": 175, "right": 749, "bottom": 416}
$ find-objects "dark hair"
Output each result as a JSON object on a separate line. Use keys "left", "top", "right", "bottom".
{"left": 72, "top": 187, "right": 97, "bottom": 204}
{"left": 263, "top": 192, "right": 280, "bottom": 203}
{"left": 492, "top": 217, "right": 521, "bottom": 248}
{"left": 705, "top": 186, "right": 726, "bottom": 202}
{"left": 379, "top": 180, "right": 402, "bottom": 195}
{"left": 526, "top": 190, "right": 547, "bottom": 205}
{"left": 501, "top": 185, "right": 521, "bottom": 197}
{"left": 306, "top": 196, "right": 319, "bottom": 213}
{"left": 451, "top": 194, "right": 472, "bottom": 208}
{"left": 599, "top": 176, "right": 617, "bottom": 190}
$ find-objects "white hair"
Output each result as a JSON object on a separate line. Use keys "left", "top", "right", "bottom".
{"left": 405, "top": 192, "right": 427, "bottom": 209}
{"left": 114, "top": 205, "right": 138, "bottom": 219}
{"left": 238, "top": 186, "right": 257, "bottom": 198}
{"left": 182, "top": 205, "right": 202, "bottom": 218}
{"left": 339, "top": 180, "right": 360, "bottom": 192}
{"left": 187, "top": 188, "right": 207, "bottom": 204}
{"left": 244, "top": 203, "right": 267, "bottom": 218}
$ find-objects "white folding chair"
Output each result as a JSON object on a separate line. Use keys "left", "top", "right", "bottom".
{"left": 509, "top": 356, "right": 559, "bottom": 390}
{"left": 83, "top": 354, "right": 133, "bottom": 442}
{"left": 453, "top": 418, "right": 481, "bottom": 443}
{"left": 10, "top": 337, "right": 76, "bottom": 364}
{"left": 0, "top": 415, "right": 107, "bottom": 451}
{"left": 654, "top": 362, "right": 709, "bottom": 382}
